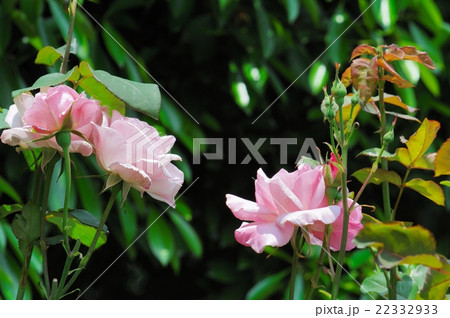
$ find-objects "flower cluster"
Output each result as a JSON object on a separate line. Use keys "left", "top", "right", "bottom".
{"left": 1, "top": 85, "right": 183, "bottom": 206}
{"left": 225, "top": 163, "right": 363, "bottom": 253}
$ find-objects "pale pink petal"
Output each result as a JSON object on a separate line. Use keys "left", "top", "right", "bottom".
{"left": 292, "top": 167, "right": 328, "bottom": 210}
{"left": 226, "top": 194, "right": 276, "bottom": 222}
{"left": 276, "top": 205, "right": 341, "bottom": 227}
{"left": 13, "top": 93, "right": 34, "bottom": 116}
{"left": 145, "top": 162, "right": 184, "bottom": 207}
{"left": 328, "top": 199, "right": 363, "bottom": 251}
{"left": 255, "top": 168, "right": 278, "bottom": 210}
{"left": 267, "top": 172, "right": 305, "bottom": 212}
{"left": 234, "top": 221, "right": 295, "bottom": 253}
{"left": 91, "top": 125, "right": 127, "bottom": 170}
{"left": 1, "top": 127, "right": 37, "bottom": 147}
{"left": 108, "top": 162, "right": 151, "bottom": 193}
{"left": 5, "top": 105, "right": 21, "bottom": 128}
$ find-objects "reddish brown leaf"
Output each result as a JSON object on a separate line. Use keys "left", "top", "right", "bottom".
{"left": 350, "top": 44, "right": 377, "bottom": 61}
{"left": 341, "top": 66, "right": 352, "bottom": 87}
{"left": 401, "top": 46, "right": 436, "bottom": 70}
{"left": 351, "top": 57, "right": 379, "bottom": 103}
{"left": 383, "top": 44, "right": 405, "bottom": 62}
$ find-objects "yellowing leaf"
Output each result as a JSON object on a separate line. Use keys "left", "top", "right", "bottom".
{"left": 375, "top": 93, "right": 418, "bottom": 112}
{"left": 352, "top": 168, "right": 402, "bottom": 187}
{"left": 406, "top": 118, "right": 440, "bottom": 163}
{"left": 417, "top": 255, "right": 450, "bottom": 300}
{"left": 341, "top": 66, "right": 352, "bottom": 87}
{"left": 435, "top": 138, "right": 450, "bottom": 177}
{"left": 354, "top": 223, "right": 442, "bottom": 269}
{"left": 405, "top": 178, "right": 445, "bottom": 206}
{"left": 35, "top": 46, "right": 62, "bottom": 66}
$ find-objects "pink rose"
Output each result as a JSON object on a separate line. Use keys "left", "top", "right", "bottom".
{"left": 309, "top": 198, "right": 363, "bottom": 251}
{"left": 1, "top": 85, "right": 103, "bottom": 156}
{"left": 225, "top": 165, "right": 341, "bottom": 253}
{"left": 91, "top": 111, "right": 184, "bottom": 207}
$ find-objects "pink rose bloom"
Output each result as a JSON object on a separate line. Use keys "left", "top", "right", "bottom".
{"left": 225, "top": 165, "right": 341, "bottom": 253}
{"left": 309, "top": 198, "right": 363, "bottom": 251}
{"left": 91, "top": 111, "right": 184, "bottom": 207}
{"left": 1, "top": 85, "right": 103, "bottom": 156}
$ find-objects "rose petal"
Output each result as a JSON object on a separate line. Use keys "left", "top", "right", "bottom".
{"left": 276, "top": 205, "right": 341, "bottom": 227}
{"left": 234, "top": 221, "right": 295, "bottom": 253}
{"left": 226, "top": 194, "right": 276, "bottom": 222}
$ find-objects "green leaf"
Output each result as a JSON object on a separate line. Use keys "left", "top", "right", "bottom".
{"left": 353, "top": 223, "right": 442, "bottom": 269}
{"left": 283, "top": 0, "right": 300, "bottom": 23}
{"left": 147, "top": 210, "right": 175, "bottom": 266}
{"left": 0, "top": 204, "right": 22, "bottom": 219}
{"left": 101, "top": 21, "right": 127, "bottom": 68}
{"left": 301, "top": 0, "right": 319, "bottom": 26}
{"left": 372, "top": 0, "right": 397, "bottom": 30}
{"left": 78, "top": 62, "right": 161, "bottom": 119}
{"left": 46, "top": 209, "right": 108, "bottom": 249}
{"left": 397, "top": 274, "right": 418, "bottom": 300}
{"left": 0, "top": 108, "right": 9, "bottom": 129}
{"left": 357, "top": 147, "right": 395, "bottom": 159}
{"left": 0, "top": 175, "right": 22, "bottom": 203}
{"left": 168, "top": 211, "right": 202, "bottom": 258}
{"left": 361, "top": 271, "right": 388, "bottom": 296}
{"left": 420, "top": 65, "right": 440, "bottom": 97}
{"left": 440, "top": 180, "right": 450, "bottom": 188}
{"left": 352, "top": 168, "right": 402, "bottom": 187}
{"left": 11, "top": 202, "right": 40, "bottom": 257}
{"left": 405, "top": 178, "right": 445, "bottom": 206}
{"left": 308, "top": 62, "right": 328, "bottom": 95}
{"left": 11, "top": 67, "right": 79, "bottom": 97}
{"left": 435, "top": 138, "right": 450, "bottom": 177}
{"left": 405, "top": 118, "right": 440, "bottom": 163}
{"left": 254, "top": 0, "right": 275, "bottom": 59}
{"left": 417, "top": 256, "right": 450, "bottom": 300}
{"left": 246, "top": 269, "right": 289, "bottom": 300}
{"left": 391, "top": 147, "right": 435, "bottom": 170}
{"left": 34, "top": 46, "right": 62, "bottom": 66}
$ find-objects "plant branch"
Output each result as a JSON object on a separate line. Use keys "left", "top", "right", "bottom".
{"left": 331, "top": 99, "right": 349, "bottom": 300}
{"left": 60, "top": 185, "right": 120, "bottom": 297}
{"left": 60, "top": 1, "right": 77, "bottom": 74}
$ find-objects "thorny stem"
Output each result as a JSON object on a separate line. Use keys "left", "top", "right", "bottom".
{"left": 61, "top": 185, "right": 120, "bottom": 297}
{"left": 60, "top": 1, "right": 77, "bottom": 74}
{"left": 40, "top": 159, "right": 57, "bottom": 295}
{"left": 289, "top": 227, "right": 300, "bottom": 300}
{"left": 391, "top": 168, "right": 412, "bottom": 221}
{"left": 331, "top": 98, "right": 349, "bottom": 300}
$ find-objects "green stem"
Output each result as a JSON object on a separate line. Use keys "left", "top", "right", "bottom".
{"left": 348, "top": 143, "right": 386, "bottom": 213}
{"left": 31, "top": 162, "right": 43, "bottom": 204}
{"left": 62, "top": 146, "right": 72, "bottom": 253}
{"left": 39, "top": 160, "right": 57, "bottom": 295}
{"left": 60, "top": 185, "right": 120, "bottom": 297}
{"left": 306, "top": 225, "right": 330, "bottom": 300}
{"left": 54, "top": 240, "right": 81, "bottom": 299}
{"left": 60, "top": 1, "right": 77, "bottom": 74}
{"left": 331, "top": 101, "right": 349, "bottom": 300}
{"left": 391, "top": 168, "right": 411, "bottom": 221}
{"left": 16, "top": 246, "right": 33, "bottom": 300}
{"left": 378, "top": 78, "right": 392, "bottom": 222}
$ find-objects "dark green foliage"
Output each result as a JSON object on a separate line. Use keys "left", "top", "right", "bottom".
{"left": 0, "top": 0, "right": 449, "bottom": 299}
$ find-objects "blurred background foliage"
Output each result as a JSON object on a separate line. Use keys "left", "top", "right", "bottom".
{"left": 0, "top": 0, "right": 449, "bottom": 299}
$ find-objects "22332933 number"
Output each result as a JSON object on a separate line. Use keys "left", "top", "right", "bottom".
{"left": 376, "top": 305, "right": 438, "bottom": 315}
